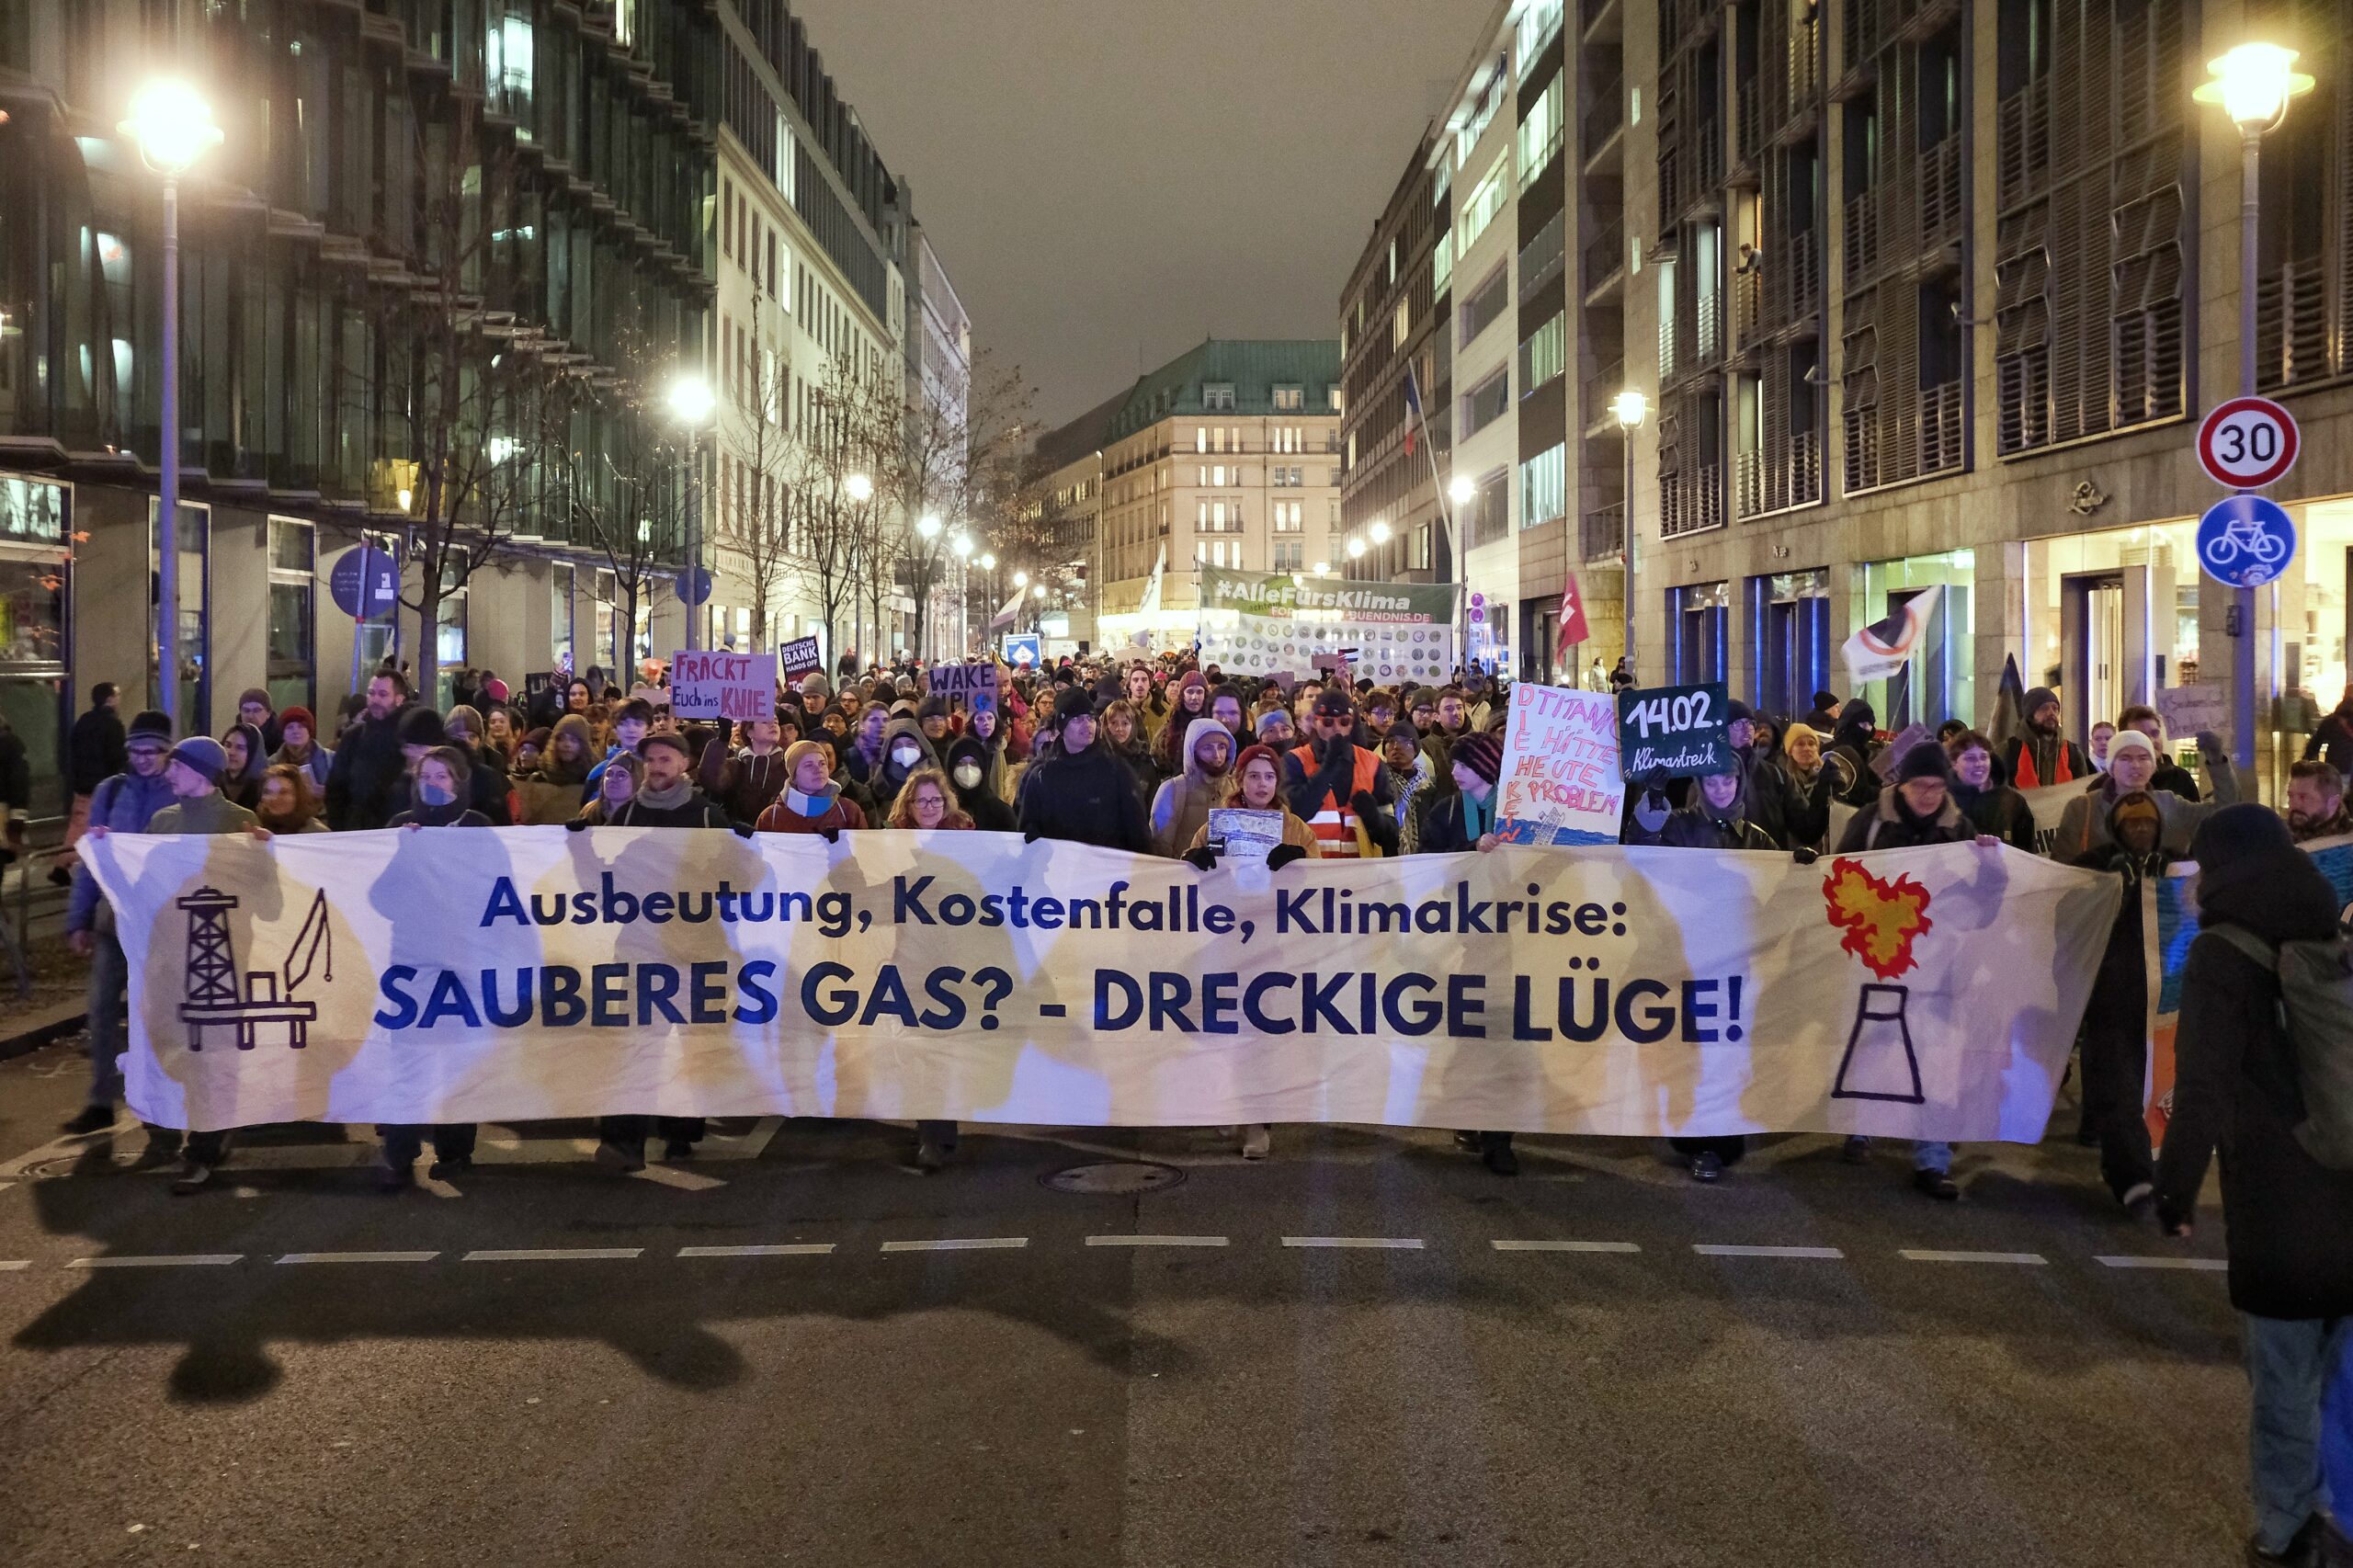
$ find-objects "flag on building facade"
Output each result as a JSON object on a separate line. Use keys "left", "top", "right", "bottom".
{"left": 1841, "top": 585, "right": 1943, "bottom": 686}
{"left": 1554, "top": 573, "right": 1591, "bottom": 665}
{"left": 1402, "top": 366, "right": 1423, "bottom": 457}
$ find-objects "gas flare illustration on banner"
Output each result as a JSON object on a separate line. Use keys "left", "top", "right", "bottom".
{"left": 1822, "top": 858, "right": 1935, "bottom": 1104}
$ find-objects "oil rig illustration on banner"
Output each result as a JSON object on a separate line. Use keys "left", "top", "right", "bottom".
{"left": 175, "top": 886, "right": 332, "bottom": 1051}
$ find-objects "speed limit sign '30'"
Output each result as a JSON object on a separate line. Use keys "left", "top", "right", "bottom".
{"left": 2197, "top": 396, "right": 2300, "bottom": 490}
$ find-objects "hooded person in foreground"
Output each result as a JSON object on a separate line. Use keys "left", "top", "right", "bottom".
{"left": 2156, "top": 805, "right": 2353, "bottom": 1568}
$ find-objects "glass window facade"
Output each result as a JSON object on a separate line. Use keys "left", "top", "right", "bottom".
{"left": 1856, "top": 551, "right": 1973, "bottom": 730}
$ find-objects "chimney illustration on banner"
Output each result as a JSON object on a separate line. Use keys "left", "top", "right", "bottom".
{"left": 1822, "top": 859, "right": 1935, "bottom": 1104}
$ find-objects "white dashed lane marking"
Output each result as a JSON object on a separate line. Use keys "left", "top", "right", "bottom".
{"left": 1899, "top": 1250, "right": 2048, "bottom": 1266}
{"left": 1086, "top": 1235, "right": 1230, "bottom": 1247}
{"left": 277, "top": 1252, "right": 440, "bottom": 1265}
{"left": 1492, "top": 1240, "right": 1642, "bottom": 1254}
{"left": 66, "top": 1255, "right": 242, "bottom": 1268}
{"left": 880, "top": 1238, "right": 1029, "bottom": 1253}
{"left": 1694, "top": 1244, "right": 1845, "bottom": 1259}
{"left": 2096, "top": 1256, "right": 2229, "bottom": 1272}
{"left": 0, "top": 1260, "right": 28, "bottom": 1271}
{"left": 676, "top": 1244, "right": 836, "bottom": 1257}
{"left": 1282, "top": 1237, "right": 1425, "bottom": 1250}
{"left": 462, "top": 1248, "right": 643, "bottom": 1262}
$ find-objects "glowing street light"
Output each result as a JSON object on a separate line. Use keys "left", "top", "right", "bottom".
{"left": 665, "top": 373, "right": 715, "bottom": 427}
{"left": 1013, "top": 570, "right": 1029, "bottom": 588}
{"left": 2194, "top": 41, "right": 2313, "bottom": 130}
{"left": 1369, "top": 519, "right": 1393, "bottom": 546}
{"left": 1032, "top": 583, "right": 1048, "bottom": 599}
{"left": 844, "top": 472, "right": 873, "bottom": 503}
{"left": 978, "top": 552, "right": 996, "bottom": 572}
{"left": 122, "top": 79, "right": 222, "bottom": 729}
{"left": 1449, "top": 474, "right": 1476, "bottom": 506}
{"left": 666, "top": 372, "right": 716, "bottom": 649}
{"left": 1612, "top": 389, "right": 1649, "bottom": 429}
{"left": 1346, "top": 537, "right": 1367, "bottom": 560}
{"left": 916, "top": 513, "right": 943, "bottom": 540}
{"left": 949, "top": 532, "right": 972, "bottom": 559}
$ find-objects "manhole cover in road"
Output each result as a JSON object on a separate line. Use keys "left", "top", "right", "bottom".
{"left": 1041, "top": 1161, "right": 1186, "bottom": 1195}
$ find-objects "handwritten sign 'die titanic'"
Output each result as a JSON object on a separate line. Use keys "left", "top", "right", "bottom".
{"left": 1495, "top": 684, "right": 1624, "bottom": 846}
{"left": 1614, "top": 682, "right": 1733, "bottom": 780}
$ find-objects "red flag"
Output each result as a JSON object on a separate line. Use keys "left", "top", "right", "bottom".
{"left": 1554, "top": 573, "right": 1590, "bottom": 665}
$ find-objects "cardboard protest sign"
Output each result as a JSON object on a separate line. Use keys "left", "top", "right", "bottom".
{"left": 2154, "top": 683, "right": 2227, "bottom": 741}
{"left": 1495, "top": 683, "right": 1623, "bottom": 845}
{"left": 1614, "top": 682, "right": 1732, "bottom": 779}
{"left": 666, "top": 651, "right": 777, "bottom": 722}
{"left": 928, "top": 663, "right": 999, "bottom": 703}
{"left": 779, "top": 636, "right": 824, "bottom": 680}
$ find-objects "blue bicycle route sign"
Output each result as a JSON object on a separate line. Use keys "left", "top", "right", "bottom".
{"left": 2194, "top": 493, "right": 2296, "bottom": 589}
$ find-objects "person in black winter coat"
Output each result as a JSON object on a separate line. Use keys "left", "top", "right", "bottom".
{"left": 946, "top": 734, "right": 1017, "bottom": 832}
{"left": 1825, "top": 699, "right": 1883, "bottom": 808}
{"left": 2157, "top": 803, "right": 2353, "bottom": 1566}
{"left": 1772, "top": 723, "right": 1836, "bottom": 851}
{"left": 1660, "top": 763, "right": 1780, "bottom": 1183}
{"left": 2067, "top": 791, "right": 2165, "bottom": 1210}
{"left": 68, "top": 683, "right": 126, "bottom": 800}
{"left": 384, "top": 707, "right": 509, "bottom": 825}
{"left": 2302, "top": 684, "right": 2353, "bottom": 776}
{"left": 324, "top": 671, "right": 413, "bottom": 830}
{"left": 1724, "top": 699, "right": 1793, "bottom": 847}
{"left": 1948, "top": 730, "right": 2037, "bottom": 852}
{"left": 1016, "top": 689, "right": 1151, "bottom": 853}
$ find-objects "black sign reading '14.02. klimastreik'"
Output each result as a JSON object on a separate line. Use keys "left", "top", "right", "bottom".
{"left": 1615, "top": 682, "right": 1733, "bottom": 779}
{"left": 1193, "top": 565, "right": 1458, "bottom": 682}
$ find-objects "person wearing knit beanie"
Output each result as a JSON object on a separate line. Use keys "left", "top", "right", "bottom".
{"left": 165, "top": 735, "right": 228, "bottom": 789}
{"left": 1450, "top": 732, "right": 1504, "bottom": 790}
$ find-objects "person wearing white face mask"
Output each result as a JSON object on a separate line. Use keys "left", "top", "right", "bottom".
{"left": 2051, "top": 727, "right": 2237, "bottom": 863}
{"left": 945, "top": 733, "right": 1016, "bottom": 831}
{"left": 866, "top": 715, "right": 934, "bottom": 822}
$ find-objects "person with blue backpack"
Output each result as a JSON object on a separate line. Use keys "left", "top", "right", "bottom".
{"left": 2158, "top": 804, "right": 2353, "bottom": 1567}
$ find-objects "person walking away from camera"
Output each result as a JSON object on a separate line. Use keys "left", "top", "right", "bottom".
{"left": 2157, "top": 804, "right": 2353, "bottom": 1568}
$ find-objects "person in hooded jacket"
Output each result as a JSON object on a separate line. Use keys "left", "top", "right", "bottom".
{"left": 1017, "top": 688, "right": 1151, "bottom": 852}
{"left": 2156, "top": 804, "right": 2353, "bottom": 1568}
{"left": 698, "top": 713, "right": 790, "bottom": 825}
{"left": 1150, "top": 717, "right": 1234, "bottom": 858}
{"left": 862, "top": 714, "right": 935, "bottom": 822}
{"left": 946, "top": 734, "right": 1016, "bottom": 832}
{"left": 516, "top": 714, "right": 597, "bottom": 824}
{"left": 1824, "top": 699, "right": 1883, "bottom": 808}
{"left": 1947, "top": 730, "right": 2038, "bottom": 852}
{"left": 1723, "top": 700, "right": 1793, "bottom": 848}
{"left": 2002, "top": 686, "right": 2092, "bottom": 790}
{"left": 2067, "top": 790, "right": 2166, "bottom": 1214}
{"left": 1659, "top": 763, "right": 1780, "bottom": 1183}
{"left": 1835, "top": 742, "right": 1997, "bottom": 1200}
{"left": 753, "top": 741, "right": 869, "bottom": 835}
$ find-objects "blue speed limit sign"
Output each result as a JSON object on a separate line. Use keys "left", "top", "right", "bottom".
{"left": 2195, "top": 494, "right": 2297, "bottom": 588}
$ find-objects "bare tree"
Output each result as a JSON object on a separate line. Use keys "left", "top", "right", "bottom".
{"left": 568, "top": 320, "right": 690, "bottom": 681}
{"left": 712, "top": 297, "right": 795, "bottom": 652}
{"left": 876, "top": 349, "right": 1038, "bottom": 661}
{"left": 781, "top": 355, "right": 895, "bottom": 671}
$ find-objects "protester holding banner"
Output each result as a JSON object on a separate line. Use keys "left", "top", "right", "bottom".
{"left": 1150, "top": 718, "right": 1234, "bottom": 858}
{"left": 1660, "top": 767, "right": 1779, "bottom": 854}
{"left": 374, "top": 748, "right": 489, "bottom": 1190}
{"left": 1947, "top": 732, "right": 2037, "bottom": 853}
{"left": 1016, "top": 689, "right": 1150, "bottom": 853}
{"left": 255, "top": 765, "right": 329, "bottom": 837}
{"left": 2065, "top": 790, "right": 2166, "bottom": 1216}
{"left": 1283, "top": 688, "right": 1396, "bottom": 859}
{"left": 1773, "top": 724, "right": 1836, "bottom": 852}
{"left": 945, "top": 734, "right": 1016, "bottom": 833}
{"left": 2049, "top": 729, "right": 2235, "bottom": 862}
{"left": 1834, "top": 742, "right": 1986, "bottom": 1199}
{"left": 754, "top": 741, "right": 868, "bottom": 837}
{"left": 1413, "top": 731, "right": 1518, "bottom": 1176}
{"left": 1380, "top": 720, "right": 1433, "bottom": 856}
{"left": 2155, "top": 805, "right": 2353, "bottom": 1568}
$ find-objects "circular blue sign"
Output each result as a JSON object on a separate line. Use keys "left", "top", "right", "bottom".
{"left": 674, "top": 565, "right": 713, "bottom": 607}
{"left": 328, "top": 546, "right": 400, "bottom": 619}
{"left": 2195, "top": 494, "right": 2298, "bottom": 588}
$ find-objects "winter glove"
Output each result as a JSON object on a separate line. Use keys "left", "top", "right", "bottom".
{"left": 2194, "top": 730, "right": 2224, "bottom": 757}
{"left": 1181, "top": 846, "right": 1221, "bottom": 872}
{"left": 1791, "top": 846, "right": 1819, "bottom": 866}
{"left": 1024, "top": 828, "right": 1044, "bottom": 844}
{"left": 1266, "top": 843, "right": 1309, "bottom": 871}
{"left": 565, "top": 816, "right": 592, "bottom": 833}
{"left": 732, "top": 820, "right": 756, "bottom": 838}
{"left": 1349, "top": 790, "right": 1381, "bottom": 821}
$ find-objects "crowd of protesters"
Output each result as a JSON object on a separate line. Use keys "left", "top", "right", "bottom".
{"left": 44, "top": 647, "right": 2353, "bottom": 1563}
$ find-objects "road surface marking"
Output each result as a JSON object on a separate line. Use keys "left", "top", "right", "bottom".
{"left": 0, "top": 1260, "right": 28, "bottom": 1271}
{"left": 2096, "top": 1255, "right": 2229, "bottom": 1271}
{"left": 676, "top": 1244, "right": 836, "bottom": 1257}
{"left": 66, "top": 1254, "right": 242, "bottom": 1268}
{"left": 881, "top": 1238, "right": 1029, "bottom": 1253}
{"left": 462, "top": 1247, "right": 644, "bottom": 1262}
{"left": 1282, "top": 1236, "right": 1425, "bottom": 1250}
{"left": 1899, "top": 1249, "right": 2047, "bottom": 1265}
{"left": 276, "top": 1252, "right": 440, "bottom": 1265}
{"left": 1085, "top": 1234, "right": 1229, "bottom": 1247}
{"left": 1694, "top": 1244, "right": 1844, "bottom": 1259}
{"left": 1493, "top": 1239, "right": 1643, "bottom": 1253}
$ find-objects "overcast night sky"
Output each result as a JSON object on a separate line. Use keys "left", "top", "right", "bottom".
{"left": 788, "top": 0, "right": 1498, "bottom": 430}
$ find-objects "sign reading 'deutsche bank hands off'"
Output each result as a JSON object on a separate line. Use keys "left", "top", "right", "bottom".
{"left": 1194, "top": 566, "right": 1457, "bottom": 683}
{"left": 85, "top": 829, "right": 2116, "bottom": 1139}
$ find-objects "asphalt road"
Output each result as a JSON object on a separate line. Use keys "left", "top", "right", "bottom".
{"left": 0, "top": 1033, "right": 2254, "bottom": 1567}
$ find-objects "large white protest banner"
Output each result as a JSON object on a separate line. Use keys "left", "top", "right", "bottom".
{"left": 1495, "top": 683, "right": 1623, "bottom": 845}
{"left": 86, "top": 830, "right": 2117, "bottom": 1140}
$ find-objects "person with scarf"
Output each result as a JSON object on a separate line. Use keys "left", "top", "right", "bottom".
{"left": 2050, "top": 728, "right": 2236, "bottom": 862}
{"left": 255, "top": 764, "right": 329, "bottom": 835}
{"left": 516, "top": 715, "right": 595, "bottom": 824}
{"left": 271, "top": 705, "right": 334, "bottom": 796}
{"left": 1150, "top": 717, "right": 1234, "bottom": 858}
{"left": 861, "top": 714, "right": 935, "bottom": 822}
{"left": 1381, "top": 718, "right": 1434, "bottom": 855}
{"left": 2001, "top": 686, "right": 2090, "bottom": 790}
{"left": 945, "top": 734, "right": 1016, "bottom": 832}
{"left": 235, "top": 687, "right": 284, "bottom": 755}
{"left": 1152, "top": 671, "right": 1212, "bottom": 776}
{"left": 440, "top": 704, "right": 514, "bottom": 824}
{"left": 2067, "top": 790, "right": 2166, "bottom": 1216}
{"left": 219, "top": 722, "right": 267, "bottom": 812}
{"left": 1946, "top": 729, "right": 2036, "bottom": 851}
{"left": 754, "top": 741, "right": 870, "bottom": 836}
{"left": 883, "top": 764, "right": 972, "bottom": 1171}
{"left": 698, "top": 713, "right": 790, "bottom": 826}
{"left": 1774, "top": 723, "right": 1836, "bottom": 851}
{"left": 1836, "top": 741, "right": 1996, "bottom": 1201}
{"left": 1417, "top": 733, "right": 1518, "bottom": 1175}
{"left": 573, "top": 752, "right": 642, "bottom": 824}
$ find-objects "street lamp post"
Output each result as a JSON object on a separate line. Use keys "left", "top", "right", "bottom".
{"left": 1613, "top": 389, "right": 1649, "bottom": 683}
{"left": 121, "top": 81, "right": 221, "bottom": 728}
{"left": 915, "top": 512, "right": 942, "bottom": 662}
{"left": 2196, "top": 42, "right": 2314, "bottom": 774}
{"left": 665, "top": 372, "right": 715, "bottom": 652}
{"left": 949, "top": 530, "right": 972, "bottom": 658}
